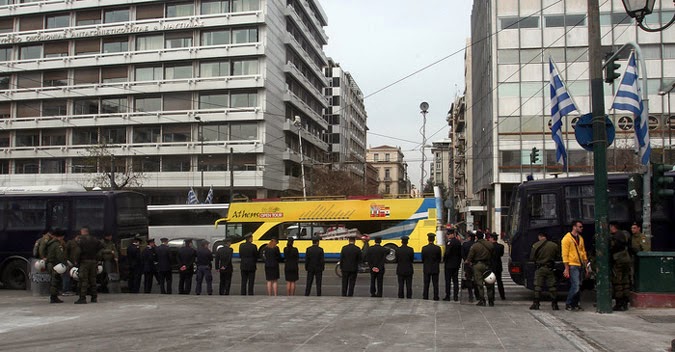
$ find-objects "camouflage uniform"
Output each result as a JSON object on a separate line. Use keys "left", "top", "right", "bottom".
{"left": 611, "top": 230, "right": 632, "bottom": 311}
{"left": 529, "top": 239, "right": 559, "bottom": 309}
{"left": 466, "top": 239, "right": 495, "bottom": 305}
{"left": 45, "top": 238, "right": 65, "bottom": 302}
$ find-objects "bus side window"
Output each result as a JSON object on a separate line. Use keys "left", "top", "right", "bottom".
{"left": 528, "top": 193, "right": 558, "bottom": 227}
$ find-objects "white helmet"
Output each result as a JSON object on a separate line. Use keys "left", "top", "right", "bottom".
{"left": 483, "top": 270, "right": 497, "bottom": 284}
{"left": 53, "top": 263, "right": 67, "bottom": 274}
{"left": 70, "top": 267, "right": 79, "bottom": 280}
{"left": 97, "top": 264, "right": 103, "bottom": 274}
{"left": 216, "top": 245, "right": 224, "bottom": 252}
{"left": 34, "top": 259, "right": 46, "bottom": 271}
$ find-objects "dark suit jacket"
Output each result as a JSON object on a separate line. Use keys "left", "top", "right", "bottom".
{"left": 215, "top": 246, "right": 233, "bottom": 273}
{"left": 443, "top": 238, "right": 463, "bottom": 269}
{"left": 155, "top": 244, "right": 172, "bottom": 272}
{"left": 491, "top": 242, "right": 504, "bottom": 271}
{"left": 461, "top": 240, "right": 475, "bottom": 260}
{"left": 239, "top": 241, "right": 258, "bottom": 272}
{"left": 421, "top": 243, "right": 441, "bottom": 274}
{"left": 365, "top": 244, "right": 388, "bottom": 271}
{"left": 305, "top": 244, "right": 325, "bottom": 272}
{"left": 177, "top": 246, "right": 196, "bottom": 270}
{"left": 141, "top": 246, "right": 157, "bottom": 273}
{"left": 340, "top": 243, "right": 362, "bottom": 272}
{"left": 395, "top": 244, "right": 414, "bottom": 276}
{"left": 126, "top": 244, "right": 141, "bottom": 269}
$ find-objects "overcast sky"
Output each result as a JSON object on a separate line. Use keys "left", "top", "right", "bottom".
{"left": 317, "top": 0, "right": 473, "bottom": 189}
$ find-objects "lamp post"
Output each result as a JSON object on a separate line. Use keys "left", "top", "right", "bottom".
{"left": 293, "top": 116, "right": 307, "bottom": 199}
{"left": 419, "top": 102, "right": 429, "bottom": 196}
{"left": 195, "top": 116, "right": 204, "bottom": 196}
{"left": 621, "top": 0, "right": 674, "bottom": 32}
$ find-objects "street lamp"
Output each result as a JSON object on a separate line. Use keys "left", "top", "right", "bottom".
{"left": 419, "top": 102, "right": 429, "bottom": 196}
{"left": 621, "top": 0, "right": 674, "bottom": 32}
{"left": 195, "top": 116, "right": 204, "bottom": 195}
{"left": 293, "top": 116, "right": 307, "bottom": 199}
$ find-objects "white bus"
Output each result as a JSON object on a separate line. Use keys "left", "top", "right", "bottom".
{"left": 147, "top": 204, "right": 228, "bottom": 244}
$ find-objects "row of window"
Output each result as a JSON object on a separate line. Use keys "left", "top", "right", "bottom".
{"left": 0, "top": 122, "right": 258, "bottom": 148}
{"left": 0, "top": 0, "right": 260, "bottom": 32}
{"left": 0, "top": 27, "right": 259, "bottom": 61}
{"left": 0, "top": 90, "right": 258, "bottom": 119}
{"left": 499, "top": 11, "right": 674, "bottom": 30}
{"left": 498, "top": 44, "right": 675, "bottom": 66}
{"left": 0, "top": 58, "right": 260, "bottom": 90}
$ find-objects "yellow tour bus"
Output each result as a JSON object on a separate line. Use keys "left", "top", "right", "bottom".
{"left": 214, "top": 196, "right": 439, "bottom": 262}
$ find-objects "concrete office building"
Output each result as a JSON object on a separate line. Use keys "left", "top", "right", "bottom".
{"left": 469, "top": 0, "right": 674, "bottom": 232}
{"left": 0, "top": 0, "right": 335, "bottom": 203}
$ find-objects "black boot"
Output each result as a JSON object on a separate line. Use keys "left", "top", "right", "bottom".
{"left": 551, "top": 301, "right": 560, "bottom": 310}
{"left": 488, "top": 300, "right": 495, "bottom": 307}
{"left": 529, "top": 301, "right": 540, "bottom": 310}
{"left": 74, "top": 296, "right": 87, "bottom": 304}
{"left": 622, "top": 298, "right": 629, "bottom": 311}
{"left": 612, "top": 298, "right": 624, "bottom": 311}
{"left": 442, "top": 295, "right": 450, "bottom": 301}
{"left": 91, "top": 296, "right": 97, "bottom": 303}
{"left": 476, "top": 300, "right": 486, "bottom": 306}
{"left": 50, "top": 295, "right": 63, "bottom": 304}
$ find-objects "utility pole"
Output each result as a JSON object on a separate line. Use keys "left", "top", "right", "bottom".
{"left": 229, "top": 147, "right": 234, "bottom": 203}
{"left": 588, "top": 0, "right": 611, "bottom": 313}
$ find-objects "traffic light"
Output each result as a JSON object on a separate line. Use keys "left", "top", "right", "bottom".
{"left": 604, "top": 54, "right": 621, "bottom": 84}
{"left": 652, "top": 163, "right": 675, "bottom": 199}
{"left": 530, "top": 147, "right": 540, "bottom": 164}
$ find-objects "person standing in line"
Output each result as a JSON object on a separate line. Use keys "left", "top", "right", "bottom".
{"left": 284, "top": 238, "right": 299, "bottom": 296}
{"left": 195, "top": 240, "right": 213, "bottom": 295}
{"left": 609, "top": 221, "right": 632, "bottom": 311}
{"left": 466, "top": 231, "right": 495, "bottom": 307}
{"left": 395, "top": 236, "right": 414, "bottom": 299}
{"left": 177, "top": 239, "right": 196, "bottom": 295}
{"left": 239, "top": 233, "right": 258, "bottom": 295}
{"left": 100, "top": 233, "right": 118, "bottom": 294}
{"left": 562, "top": 220, "right": 590, "bottom": 311}
{"left": 46, "top": 229, "right": 66, "bottom": 303}
{"left": 339, "top": 236, "right": 362, "bottom": 297}
{"left": 489, "top": 233, "right": 506, "bottom": 300}
{"left": 421, "top": 233, "right": 441, "bottom": 301}
{"left": 75, "top": 228, "right": 103, "bottom": 304}
{"left": 141, "top": 238, "right": 158, "bottom": 294}
{"left": 126, "top": 237, "right": 142, "bottom": 293}
{"left": 529, "top": 232, "right": 560, "bottom": 310}
{"left": 155, "top": 237, "right": 172, "bottom": 294}
{"left": 263, "top": 237, "right": 281, "bottom": 296}
{"left": 629, "top": 222, "right": 649, "bottom": 291}
{"left": 365, "top": 237, "right": 388, "bottom": 297}
{"left": 304, "top": 237, "right": 325, "bottom": 296}
{"left": 215, "top": 239, "right": 233, "bottom": 295}
{"left": 461, "top": 232, "right": 477, "bottom": 302}
{"left": 64, "top": 230, "right": 82, "bottom": 295}
{"left": 442, "top": 229, "right": 462, "bottom": 302}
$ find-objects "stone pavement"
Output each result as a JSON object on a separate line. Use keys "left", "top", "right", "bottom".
{"left": 0, "top": 291, "right": 673, "bottom": 352}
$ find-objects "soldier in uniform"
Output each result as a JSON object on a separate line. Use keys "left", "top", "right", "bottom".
{"left": 395, "top": 236, "right": 414, "bottom": 299}
{"left": 155, "top": 237, "right": 172, "bottom": 294}
{"left": 365, "top": 237, "right": 388, "bottom": 297}
{"left": 461, "top": 232, "right": 477, "bottom": 302}
{"left": 466, "top": 231, "right": 495, "bottom": 306}
{"left": 630, "top": 222, "right": 650, "bottom": 253}
{"left": 442, "top": 229, "right": 462, "bottom": 302}
{"left": 100, "top": 233, "right": 118, "bottom": 293}
{"left": 215, "top": 239, "right": 233, "bottom": 295}
{"left": 177, "top": 239, "right": 196, "bottom": 294}
{"left": 46, "top": 229, "right": 66, "bottom": 303}
{"left": 126, "top": 237, "right": 142, "bottom": 293}
{"left": 304, "top": 237, "right": 325, "bottom": 296}
{"left": 529, "top": 232, "right": 560, "bottom": 310}
{"left": 195, "top": 240, "right": 213, "bottom": 295}
{"left": 339, "top": 236, "right": 362, "bottom": 297}
{"left": 421, "top": 233, "right": 441, "bottom": 301}
{"left": 64, "top": 230, "right": 82, "bottom": 295}
{"left": 75, "top": 229, "right": 103, "bottom": 304}
{"left": 141, "top": 238, "right": 158, "bottom": 293}
{"left": 609, "top": 222, "right": 632, "bottom": 311}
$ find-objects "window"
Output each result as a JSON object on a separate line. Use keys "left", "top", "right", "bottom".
{"left": 230, "top": 122, "right": 257, "bottom": 140}
{"left": 102, "top": 66, "right": 128, "bottom": 83}
{"left": 165, "top": 31, "right": 193, "bottom": 49}
{"left": 163, "top": 92, "right": 191, "bottom": 111}
{"left": 135, "top": 96, "right": 161, "bottom": 112}
{"left": 385, "top": 153, "right": 390, "bottom": 162}
{"left": 101, "top": 127, "right": 126, "bottom": 144}
{"left": 133, "top": 156, "right": 160, "bottom": 172}
{"left": 232, "top": 0, "right": 259, "bottom": 12}
{"left": 162, "top": 155, "right": 191, "bottom": 171}
{"left": 133, "top": 126, "right": 161, "bottom": 143}
{"left": 565, "top": 185, "right": 594, "bottom": 223}
{"left": 162, "top": 124, "right": 190, "bottom": 142}
{"left": 230, "top": 91, "right": 257, "bottom": 108}
{"left": 167, "top": 2, "right": 194, "bottom": 17}
{"left": 611, "top": 13, "right": 632, "bottom": 25}
{"left": 528, "top": 193, "right": 558, "bottom": 228}
{"left": 135, "top": 66, "right": 163, "bottom": 81}
{"left": 16, "top": 72, "right": 41, "bottom": 89}
{"left": 232, "top": 59, "right": 258, "bottom": 75}
{"left": 46, "top": 14, "right": 69, "bottom": 29}
{"left": 103, "top": 37, "right": 129, "bottom": 53}
{"left": 200, "top": 61, "right": 230, "bottom": 77}
{"left": 202, "top": 123, "right": 228, "bottom": 141}
{"left": 41, "top": 129, "right": 66, "bottom": 146}
{"left": 73, "top": 68, "right": 99, "bottom": 84}
{"left": 101, "top": 97, "right": 126, "bottom": 114}
{"left": 41, "top": 159, "right": 65, "bottom": 174}
{"left": 232, "top": 28, "right": 258, "bottom": 43}
{"left": 201, "top": 0, "right": 230, "bottom": 15}
{"left": 0, "top": 18, "right": 13, "bottom": 34}
{"left": 199, "top": 92, "right": 229, "bottom": 109}
{"left": 42, "top": 100, "right": 67, "bottom": 116}
{"left": 19, "top": 15, "right": 43, "bottom": 31}
{"left": 76, "top": 10, "right": 101, "bottom": 26}
{"left": 0, "top": 159, "right": 8, "bottom": 174}
{"left": 0, "top": 47, "right": 11, "bottom": 61}
{"left": 374, "top": 153, "right": 379, "bottom": 162}
{"left": 384, "top": 168, "right": 390, "bottom": 179}
{"left": 75, "top": 39, "right": 100, "bottom": 55}
{"left": 231, "top": 153, "right": 255, "bottom": 171}
{"left": 104, "top": 8, "right": 130, "bottom": 23}
{"left": 20, "top": 45, "right": 42, "bottom": 60}
{"left": 14, "top": 159, "right": 40, "bottom": 174}
{"left": 201, "top": 29, "right": 230, "bottom": 46}
{"left": 544, "top": 15, "right": 565, "bottom": 28}
{"left": 44, "top": 42, "right": 68, "bottom": 58}
{"left": 136, "top": 35, "right": 163, "bottom": 51}
{"left": 165, "top": 63, "right": 192, "bottom": 79}
{"left": 136, "top": 3, "right": 164, "bottom": 20}
{"left": 15, "top": 130, "right": 39, "bottom": 147}
{"left": 73, "top": 99, "right": 99, "bottom": 115}
{"left": 0, "top": 103, "right": 9, "bottom": 119}
{"left": 16, "top": 101, "right": 40, "bottom": 118}
{"left": 500, "top": 16, "right": 539, "bottom": 29}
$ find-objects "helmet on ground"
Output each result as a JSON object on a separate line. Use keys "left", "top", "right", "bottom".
{"left": 34, "top": 259, "right": 46, "bottom": 271}
{"left": 97, "top": 264, "right": 103, "bottom": 274}
{"left": 53, "top": 263, "right": 67, "bottom": 274}
{"left": 483, "top": 270, "right": 497, "bottom": 284}
{"left": 70, "top": 267, "right": 79, "bottom": 280}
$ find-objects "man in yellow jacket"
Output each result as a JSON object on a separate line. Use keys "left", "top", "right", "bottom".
{"left": 562, "top": 220, "right": 590, "bottom": 311}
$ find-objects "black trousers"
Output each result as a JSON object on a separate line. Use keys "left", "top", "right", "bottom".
{"left": 370, "top": 270, "right": 384, "bottom": 297}
{"left": 444, "top": 267, "right": 460, "bottom": 299}
{"left": 128, "top": 267, "right": 141, "bottom": 293}
{"left": 494, "top": 268, "right": 505, "bottom": 299}
{"left": 219, "top": 270, "right": 232, "bottom": 295}
{"left": 397, "top": 274, "right": 413, "bottom": 299}
{"left": 143, "top": 271, "right": 156, "bottom": 293}
{"left": 178, "top": 270, "right": 193, "bottom": 294}
{"left": 341, "top": 271, "right": 357, "bottom": 296}
{"left": 305, "top": 270, "right": 323, "bottom": 296}
{"left": 158, "top": 270, "right": 172, "bottom": 294}
{"left": 240, "top": 270, "right": 255, "bottom": 295}
{"left": 423, "top": 273, "right": 439, "bottom": 300}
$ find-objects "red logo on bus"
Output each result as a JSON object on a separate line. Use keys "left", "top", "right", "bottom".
{"left": 370, "top": 204, "right": 390, "bottom": 218}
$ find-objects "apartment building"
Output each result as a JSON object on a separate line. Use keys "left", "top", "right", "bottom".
{"left": 367, "top": 145, "right": 409, "bottom": 196}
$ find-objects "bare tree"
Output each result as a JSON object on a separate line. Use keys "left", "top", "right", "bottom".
{"left": 310, "top": 165, "right": 367, "bottom": 196}
{"left": 78, "top": 144, "right": 144, "bottom": 190}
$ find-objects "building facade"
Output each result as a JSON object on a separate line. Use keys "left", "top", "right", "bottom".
{"left": 469, "top": 0, "right": 675, "bottom": 232}
{"left": 0, "top": 0, "right": 340, "bottom": 203}
{"left": 366, "top": 145, "right": 409, "bottom": 196}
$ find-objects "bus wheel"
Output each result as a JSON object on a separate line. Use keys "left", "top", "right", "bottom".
{"left": 384, "top": 244, "right": 397, "bottom": 263}
{"left": 1, "top": 260, "right": 28, "bottom": 290}
{"left": 334, "top": 262, "right": 342, "bottom": 278}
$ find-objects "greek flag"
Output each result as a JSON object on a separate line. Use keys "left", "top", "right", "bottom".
{"left": 187, "top": 187, "right": 200, "bottom": 204}
{"left": 611, "top": 52, "right": 651, "bottom": 165}
{"left": 204, "top": 186, "right": 214, "bottom": 204}
{"left": 549, "top": 58, "right": 579, "bottom": 169}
